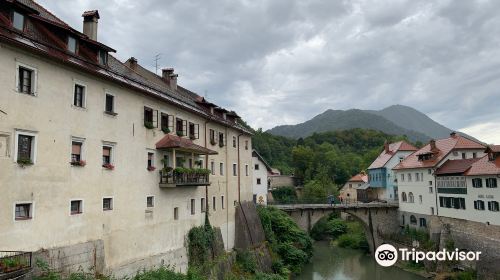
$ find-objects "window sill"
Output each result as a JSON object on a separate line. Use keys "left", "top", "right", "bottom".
{"left": 103, "top": 209, "right": 113, "bottom": 211}
{"left": 71, "top": 105, "right": 87, "bottom": 111}
{"left": 15, "top": 217, "right": 32, "bottom": 221}
{"left": 71, "top": 212, "right": 82, "bottom": 215}
{"left": 104, "top": 111, "right": 118, "bottom": 116}
{"left": 17, "top": 91, "right": 37, "bottom": 97}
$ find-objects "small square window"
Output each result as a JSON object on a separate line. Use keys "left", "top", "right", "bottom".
{"left": 98, "top": 50, "right": 108, "bottom": 65}
{"left": 257, "top": 178, "right": 261, "bottom": 185}
{"left": 105, "top": 94, "right": 115, "bottom": 113}
{"left": 12, "top": 11, "right": 24, "bottom": 30}
{"left": 102, "top": 146, "right": 112, "bottom": 166}
{"left": 68, "top": 36, "right": 77, "bottom": 53}
{"left": 147, "top": 152, "right": 154, "bottom": 169}
{"left": 71, "top": 141, "right": 83, "bottom": 163}
{"left": 18, "top": 66, "right": 33, "bottom": 95}
{"left": 245, "top": 140, "right": 249, "bottom": 150}
{"left": 147, "top": 196, "right": 154, "bottom": 207}
{"left": 16, "top": 133, "right": 35, "bottom": 164}
{"left": 174, "top": 207, "right": 179, "bottom": 220}
{"left": 255, "top": 164, "right": 259, "bottom": 170}
{"left": 15, "top": 203, "right": 32, "bottom": 220}
{"left": 103, "top": 198, "right": 113, "bottom": 211}
{"left": 70, "top": 200, "right": 83, "bottom": 215}
{"left": 73, "top": 84, "right": 85, "bottom": 108}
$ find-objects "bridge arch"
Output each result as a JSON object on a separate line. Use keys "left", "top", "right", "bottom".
{"left": 276, "top": 204, "right": 400, "bottom": 253}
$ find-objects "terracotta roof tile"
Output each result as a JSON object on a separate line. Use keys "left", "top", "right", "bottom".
{"left": 348, "top": 173, "right": 368, "bottom": 183}
{"left": 394, "top": 135, "right": 485, "bottom": 170}
{"left": 156, "top": 134, "right": 217, "bottom": 155}
{"left": 465, "top": 156, "right": 500, "bottom": 176}
{"left": 434, "top": 158, "right": 480, "bottom": 175}
{"left": 368, "top": 141, "right": 418, "bottom": 169}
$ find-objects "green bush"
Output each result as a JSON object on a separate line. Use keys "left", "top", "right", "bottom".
{"left": 236, "top": 250, "right": 257, "bottom": 273}
{"left": 270, "top": 187, "right": 297, "bottom": 203}
{"left": 310, "top": 216, "right": 347, "bottom": 241}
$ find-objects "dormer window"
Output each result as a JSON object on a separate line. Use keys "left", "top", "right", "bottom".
{"left": 418, "top": 153, "right": 433, "bottom": 161}
{"left": 12, "top": 11, "right": 25, "bottom": 31}
{"left": 68, "top": 36, "right": 77, "bottom": 53}
{"left": 98, "top": 50, "right": 108, "bottom": 65}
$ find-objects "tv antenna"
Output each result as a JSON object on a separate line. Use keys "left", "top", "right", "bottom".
{"left": 153, "top": 53, "right": 162, "bottom": 75}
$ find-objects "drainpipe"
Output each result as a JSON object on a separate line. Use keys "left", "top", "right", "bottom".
{"left": 204, "top": 119, "right": 210, "bottom": 215}
{"left": 237, "top": 133, "right": 243, "bottom": 202}
{"left": 225, "top": 126, "right": 229, "bottom": 250}
{"left": 433, "top": 168, "right": 439, "bottom": 216}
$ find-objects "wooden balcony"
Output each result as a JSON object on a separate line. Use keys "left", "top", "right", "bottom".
{"left": 159, "top": 170, "right": 210, "bottom": 188}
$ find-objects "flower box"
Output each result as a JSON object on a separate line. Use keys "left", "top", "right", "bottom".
{"left": 147, "top": 166, "right": 156, "bottom": 171}
{"left": 70, "top": 160, "right": 86, "bottom": 167}
{"left": 102, "top": 163, "right": 115, "bottom": 170}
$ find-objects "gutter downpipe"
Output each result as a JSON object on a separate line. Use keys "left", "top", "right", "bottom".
{"left": 204, "top": 119, "right": 210, "bottom": 217}
{"left": 237, "top": 133, "right": 243, "bottom": 202}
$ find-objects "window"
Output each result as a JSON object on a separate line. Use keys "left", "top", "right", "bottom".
{"left": 429, "top": 187, "right": 433, "bottom": 194}
{"left": 399, "top": 157, "right": 404, "bottom": 162}
{"left": 212, "top": 196, "right": 216, "bottom": 211}
{"left": 102, "top": 146, "right": 112, "bottom": 165}
{"left": 416, "top": 173, "right": 420, "bottom": 182}
{"left": 474, "top": 200, "right": 485, "bottom": 211}
{"left": 201, "top": 198, "right": 206, "bottom": 213}
{"left": 68, "top": 36, "right": 77, "bottom": 53}
{"left": 144, "top": 107, "right": 154, "bottom": 128}
{"left": 147, "top": 196, "right": 154, "bottom": 207}
{"left": 221, "top": 196, "right": 225, "bottom": 209}
{"left": 103, "top": 198, "right": 113, "bottom": 211}
{"left": 188, "top": 122, "right": 199, "bottom": 139}
{"left": 408, "top": 192, "right": 414, "bottom": 203}
{"left": 174, "top": 207, "right": 179, "bottom": 220}
{"left": 401, "top": 174, "right": 405, "bottom": 182}
{"left": 105, "top": 94, "right": 115, "bottom": 113}
{"left": 410, "top": 215, "right": 417, "bottom": 225}
{"left": 233, "top": 163, "right": 237, "bottom": 176}
{"left": 191, "top": 199, "right": 196, "bottom": 215}
{"left": 70, "top": 200, "right": 83, "bottom": 215}
{"left": 71, "top": 141, "right": 83, "bottom": 163}
{"left": 428, "top": 169, "right": 432, "bottom": 174}
{"left": 98, "top": 50, "right": 108, "bottom": 65}
{"left": 245, "top": 140, "right": 249, "bottom": 150}
{"left": 209, "top": 129, "right": 217, "bottom": 145}
{"left": 257, "top": 178, "right": 261, "bottom": 185}
{"left": 12, "top": 11, "right": 24, "bottom": 30}
{"left": 419, "top": 195, "right": 422, "bottom": 204}
{"left": 430, "top": 207, "right": 434, "bottom": 215}
{"left": 472, "top": 178, "right": 483, "bottom": 188}
{"left": 16, "top": 133, "right": 35, "bottom": 164}
{"left": 462, "top": 153, "right": 466, "bottom": 159}
{"left": 486, "top": 178, "right": 497, "bottom": 188}
{"left": 245, "top": 164, "right": 249, "bottom": 176}
{"left": 488, "top": 201, "right": 499, "bottom": 212}
{"left": 18, "top": 66, "right": 34, "bottom": 95}
{"left": 439, "top": 197, "right": 466, "bottom": 209}
{"left": 176, "top": 118, "right": 186, "bottom": 136}
{"left": 219, "top": 132, "right": 225, "bottom": 147}
{"left": 419, "top": 218, "right": 427, "bottom": 228}
{"left": 211, "top": 161, "right": 215, "bottom": 175}
{"left": 233, "top": 136, "right": 237, "bottom": 148}
{"left": 408, "top": 173, "right": 412, "bottom": 182}
{"left": 220, "top": 162, "right": 224, "bottom": 176}
{"left": 15, "top": 203, "right": 32, "bottom": 220}
{"left": 401, "top": 192, "right": 407, "bottom": 202}
{"left": 473, "top": 152, "right": 477, "bottom": 159}
{"left": 147, "top": 152, "right": 154, "bottom": 169}
{"left": 429, "top": 181, "right": 433, "bottom": 186}
{"left": 160, "top": 113, "right": 171, "bottom": 132}
{"left": 73, "top": 84, "right": 85, "bottom": 108}
{"left": 255, "top": 164, "right": 259, "bottom": 170}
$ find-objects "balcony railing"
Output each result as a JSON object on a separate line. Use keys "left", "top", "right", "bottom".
{"left": 159, "top": 170, "right": 210, "bottom": 188}
{"left": 0, "top": 251, "right": 32, "bottom": 279}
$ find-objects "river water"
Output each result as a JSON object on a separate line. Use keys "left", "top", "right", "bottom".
{"left": 295, "top": 241, "right": 426, "bottom": 280}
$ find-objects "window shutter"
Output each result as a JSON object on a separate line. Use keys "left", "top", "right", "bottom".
{"left": 182, "top": 120, "right": 187, "bottom": 135}
{"left": 153, "top": 110, "right": 159, "bottom": 128}
{"left": 168, "top": 115, "right": 174, "bottom": 131}
{"left": 488, "top": 201, "right": 492, "bottom": 211}
{"left": 194, "top": 124, "right": 199, "bottom": 139}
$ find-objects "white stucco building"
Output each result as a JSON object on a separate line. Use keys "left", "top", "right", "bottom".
{"left": 0, "top": 1, "right": 252, "bottom": 277}
{"left": 251, "top": 150, "right": 272, "bottom": 205}
{"left": 394, "top": 132, "right": 486, "bottom": 228}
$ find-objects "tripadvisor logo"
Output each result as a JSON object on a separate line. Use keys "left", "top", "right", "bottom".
{"left": 375, "top": 244, "right": 482, "bottom": 267}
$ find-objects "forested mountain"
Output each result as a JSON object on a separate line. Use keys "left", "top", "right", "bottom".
{"left": 252, "top": 128, "right": 413, "bottom": 185}
{"left": 267, "top": 105, "right": 460, "bottom": 142}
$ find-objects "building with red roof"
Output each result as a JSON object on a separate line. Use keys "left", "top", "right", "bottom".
{"left": 339, "top": 172, "right": 368, "bottom": 203}
{"left": 366, "top": 141, "right": 417, "bottom": 202}
{"left": 395, "top": 132, "right": 487, "bottom": 229}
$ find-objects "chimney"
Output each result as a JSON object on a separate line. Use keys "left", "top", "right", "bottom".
{"left": 128, "top": 57, "right": 138, "bottom": 70}
{"left": 450, "top": 131, "right": 457, "bottom": 138}
{"left": 430, "top": 139, "right": 437, "bottom": 151}
{"left": 162, "top": 68, "right": 178, "bottom": 90}
{"left": 82, "top": 10, "right": 100, "bottom": 41}
{"left": 384, "top": 141, "right": 390, "bottom": 153}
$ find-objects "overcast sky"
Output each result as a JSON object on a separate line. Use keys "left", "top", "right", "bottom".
{"left": 38, "top": 0, "right": 500, "bottom": 143}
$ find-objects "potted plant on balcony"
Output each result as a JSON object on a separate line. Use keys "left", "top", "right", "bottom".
{"left": 147, "top": 166, "right": 156, "bottom": 171}
{"left": 102, "top": 163, "right": 114, "bottom": 170}
{"left": 144, "top": 121, "right": 154, "bottom": 129}
{"left": 17, "top": 158, "right": 33, "bottom": 167}
{"left": 210, "top": 138, "right": 217, "bottom": 145}
{"left": 195, "top": 160, "right": 203, "bottom": 167}
{"left": 70, "top": 160, "right": 86, "bottom": 167}
{"left": 189, "top": 134, "right": 196, "bottom": 140}
{"left": 176, "top": 131, "right": 184, "bottom": 137}
{"left": 162, "top": 127, "right": 171, "bottom": 134}
{"left": 0, "top": 257, "right": 24, "bottom": 273}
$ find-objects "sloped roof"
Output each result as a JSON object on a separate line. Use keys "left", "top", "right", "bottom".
{"left": 394, "top": 135, "right": 485, "bottom": 170}
{"left": 368, "top": 141, "right": 418, "bottom": 169}
{"left": 486, "top": 145, "right": 500, "bottom": 153}
{"left": 465, "top": 156, "right": 500, "bottom": 176}
{"left": 252, "top": 150, "right": 273, "bottom": 172}
{"left": 156, "top": 134, "right": 217, "bottom": 155}
{"left": 434, "top": 158, "right": 481, "bottom": 175}
{"left": 348, "top": 173, "right": 368, "bottom": 183}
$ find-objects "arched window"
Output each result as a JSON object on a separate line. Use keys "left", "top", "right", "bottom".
{"left": 410, "top": 215, "right": 417, "bottom": 225}
{"left": 409, "top": 192, "right": 414, "bottom": 203}
{"left": 401, "top": 192, "right": 407, "bottom": 202}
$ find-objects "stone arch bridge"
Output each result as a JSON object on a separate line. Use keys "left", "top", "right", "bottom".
{"left": 274, "top": 203, "right": 400, "bottom": 253}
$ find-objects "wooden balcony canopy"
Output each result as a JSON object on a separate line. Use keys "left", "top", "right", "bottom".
{"left": 155, "top": 134, "right": 218, "bottom": 155}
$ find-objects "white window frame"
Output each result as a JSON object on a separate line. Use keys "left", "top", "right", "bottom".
{"left": 13, "top": 201, "right": 35, "bottom": 221}
{"left": 69, "top": 199, "right": 84, "bottom": 216}
{"left": 102, "top": 196, "right": 114, "bottom": 211}
{"left": 212, "top": 196, "right": 217, "bottom": 212}
{"left": 146, "top": 195, "right": 155, "bottom": 208}
{"left": 147, "top": 150, "right": 155, "bottom": 169}
{"left": 71, "top": 136, "right": 85, "bottom": 163}
{"left": 245, "top": 164, "right": 249, "bottom": 176}
{"left": 102, "top": 141, "right": 116, "bottom": 165}
{"left": 72, "top": 80, "right": 87, "bottom": 109}
{"left": 221, "top": 195, "right": 225, "bottom": 209}
{"left": 190, "top": 198, "right": 196, "bottom": 215}
{"left": 233, "top": 163, "right": 238, "bottom": 177}
{"left": 104, "top": 92, "right": 117, "bottom": 115}
{"left": 14, "top": 129, "right": 37, "bottom": 164}
{"left": 15, "top": 61, "right": 38, "bottom": 96}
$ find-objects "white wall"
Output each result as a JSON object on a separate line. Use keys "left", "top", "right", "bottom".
{"left": 251, "top": 156, "right": 268, "bottom": 205}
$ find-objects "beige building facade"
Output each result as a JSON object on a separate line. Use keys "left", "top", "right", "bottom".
{"left": 0, "top": 1, "right": 252, "bottom": 277}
